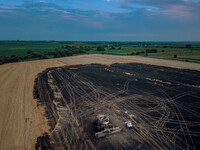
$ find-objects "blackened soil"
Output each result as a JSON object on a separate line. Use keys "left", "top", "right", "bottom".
{"left": 34, "top": 63, "right": 200, "bottom": 150}
{"left": 35, "top": 132, "right": 54, "bottom": 150}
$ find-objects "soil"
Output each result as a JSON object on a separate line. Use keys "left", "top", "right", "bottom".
{"left": 1, "top": 54, "right": 200, "bottom": 150}
{"left": 0, "top": 59, "right": 65, "bottom": 150}
{"left": 59, "top": 54, "right": 200, "bottom": 71}
{"left": 35, "top": 63, "right": 200, "bottom": 150}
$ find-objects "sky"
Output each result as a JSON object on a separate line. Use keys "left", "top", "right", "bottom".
{"left": 0, "top": 0, "right": 200, "bottom": 41}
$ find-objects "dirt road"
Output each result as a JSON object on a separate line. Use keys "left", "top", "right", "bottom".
{"left": 0, "top": 59, "right": 65, "bottom": 150}
{"left": 0, "top": 54, "right": 199, "bottom": 150}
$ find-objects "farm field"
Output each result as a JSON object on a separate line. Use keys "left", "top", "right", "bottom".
{"left": 0, "top": 41, "right": 200, "bottom": 64}
{"left": 1, "top": 0, "right": 200, "bottom": 149}
{"left": 35, "top": 62, "right": 200, "bottom": 149}
{"left": 86, "top": 47, "right": 200, "bottom": 63}
{"left": 59, "top": 54, "right": 200, "bottom": 71}
{"left": 0, "top": 41, "right": 62, "bottom": 56}
{"left": 0, "top": 54, "right": 200, "bottom": 150}
{"left": 0, "top": 59, "right": 65, "bottom": 150}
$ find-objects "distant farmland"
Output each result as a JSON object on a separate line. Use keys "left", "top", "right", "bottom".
{"left": 0, "top": 41, "right": 64, "bottom": 56}
{"left": 0, "top": 41, "right": 200, "bottom": 64}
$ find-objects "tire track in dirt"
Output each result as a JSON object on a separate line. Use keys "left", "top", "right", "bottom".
{"left": 34, "top": 63, "right": 200, "bottom": 150}
{"left": 1, "top": 54, "right": 200, "bottom": 150}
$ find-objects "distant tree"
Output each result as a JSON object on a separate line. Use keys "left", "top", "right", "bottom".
{"left": 96, "top": 46, "right": 105, "bottom": 51}
{"left": 111, "top": 46, "right": 115, "bottom": 49}
{"left": 146, "top": 49, "right": 150, "bottom": 53}
{"left": 85, "top": 48, "right": 90, "bottom": 51}
{"left": 53, "top": 51, "right": 60, "bottom": 58}
{"left": 146, "top": 49, "right": 157, "bottom": 53}
{"left": 161, "top": 50, "right": 165, "bottom": 52}
{"left": 72, "top": 46, "right": 77, "bottom": 50}
{"left": 150, "top": 49, "right": 157, "bottom": 53}
{"left": 174, "top": 55, "right": 177, "bottom": 58}
{"left": 47, "top": 51, "right": 53, "bottom": 55}
{"left": 27, "top": 50, "right": 33, "bottom": 55}
{"left": 185, "top": 44, "right": 192, "bottom": 48}
{"left": 65, "top": 45, "right": 71, "bottom": 49}
{"left": 10, "top": 55, "right": 21, "bottom": 62}
{"left": 73, "top": 49, "right": 86, "bottom": 54}
{"left": 64, "top": 50, "right": 73, "bottom": 56}
{"left": 30, "top": 52, "right": 42, "bottom": 58}
{"left": 0, "top": 56, "right": 4, "bottom": 64}
{"left": 140, "top": 51, "right": 144, "bottom": 54}
{"left": 40, "top": 54, "right": 48, "bottom": 59}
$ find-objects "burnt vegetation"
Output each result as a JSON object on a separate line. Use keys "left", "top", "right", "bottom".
{"left": 34, "top": 63, "right": 200, "bottom": 150}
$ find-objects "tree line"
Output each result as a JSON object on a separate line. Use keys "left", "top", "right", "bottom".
{"left": 130, "top": 49, "right": 158, "bottom": 55}
{"left": 0, "top": 45, "right": 87, "bottom": 65}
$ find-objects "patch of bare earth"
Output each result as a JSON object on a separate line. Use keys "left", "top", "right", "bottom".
{"left": 0, "top": 59, "right": 65, "bottom": 150}
{"left": 59, "top": 54, "right": 200, "bottom": 71}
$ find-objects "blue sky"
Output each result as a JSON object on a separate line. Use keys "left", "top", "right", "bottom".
{"left": 0, "top": 0, "right": 200, "bottom": 41}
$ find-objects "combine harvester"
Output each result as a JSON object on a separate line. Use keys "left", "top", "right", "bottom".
{"left": 94, "top": 114, "right": 122, "bottom": 138}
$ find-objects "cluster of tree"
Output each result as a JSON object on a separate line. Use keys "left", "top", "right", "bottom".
{"left": 96, "top": 46, "right": 105, "bottom": 51}
{"left": 96, "top": 45, "right": 116, "bottom": 51}
{"left": 0, "top": 47, "right": 86, "bottom": 65}
{"left": 109, "top": 46, "right": 116, "bottom": 50}
{"left": 52, "top": 49, "right": 85, "bottom": 58}
{"left": 51, "top": 50, "right": 72, "bottom": 58}
{"left": 129, "top": 49, "right": 158, "bottom": 56}
{"left": 0, "top": 52, "right": 47, "bottom": 65}
{"left": 61, "top": 45, "right": 90, "bottom": 51}
{"left": 162, "top": 44, "right": 192, "bottom": 49}
{"left": 130, "top": 51, "right": 145, "bottom": 55}
{"left": 185, "top": 44, "right": 192, "bottom": 48}
{"left": 146, "top": 49, "right": 158, "bottom": 53}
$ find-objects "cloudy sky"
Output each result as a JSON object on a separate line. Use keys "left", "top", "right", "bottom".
{"left": 0, "top": 0, "right": 200, "bottom": 41}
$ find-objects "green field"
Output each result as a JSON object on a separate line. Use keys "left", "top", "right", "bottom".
{"left": 0, "top": 41, "right": 66, "bottom": 56}
{"left": 85, "top": 44, "right": 200, "bottom": 63}
{"left": 0, "top": 41, "right": 200, "bottom": 64}
{"left": 99, "top": 47, "right": 200, "bottom": 63}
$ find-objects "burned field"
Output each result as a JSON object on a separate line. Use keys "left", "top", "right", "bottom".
{"left": 34, "top": 63, "right": 200, "bottom": 150}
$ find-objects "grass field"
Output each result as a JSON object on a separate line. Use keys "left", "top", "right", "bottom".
{"left": 148, "top": 48, "right": 200, "bottom": 62}
{"left": 86, "top": 46, "right": 200, "bottom": 63}
{"left": 0, "top": 41, "right": 64, "bottom": 56}
{"left": 0, "top": 41, "right": 200, "bottom": 63}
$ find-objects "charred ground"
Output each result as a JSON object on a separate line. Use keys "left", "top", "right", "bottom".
{"left": 34, "top": 63, "right": 200, "bottom": 150}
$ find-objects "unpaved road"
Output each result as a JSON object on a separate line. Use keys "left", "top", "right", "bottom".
{"left": 0, "top": 54, "right": 200, "bottom": 150}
